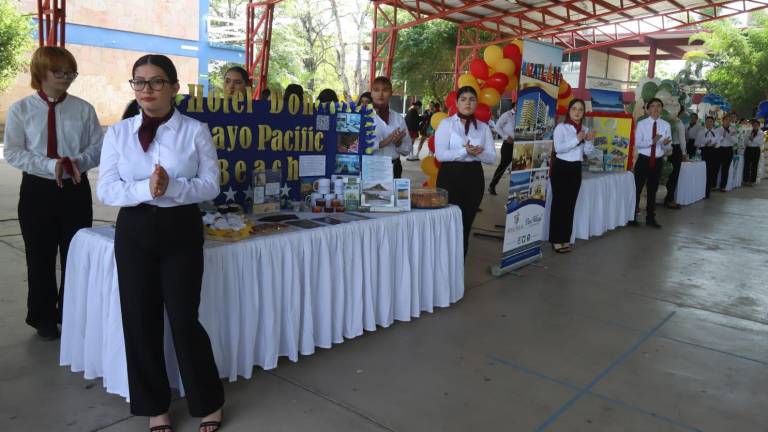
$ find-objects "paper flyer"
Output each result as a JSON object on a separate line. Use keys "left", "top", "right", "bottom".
{"left": 361, "top": 156, "right": 394, "bottom": 207}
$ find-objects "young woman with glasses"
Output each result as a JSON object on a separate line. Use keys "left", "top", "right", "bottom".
{"left": 97, "top": 54, "right": 224, "bottom": 432}
{"left": 3, "top": 46, "right": 102, "bottom": 340}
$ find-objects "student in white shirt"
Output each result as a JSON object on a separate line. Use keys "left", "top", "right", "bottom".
{"left": 744, "top": 119, "right": 764, "bottom": 185}
{"left": 664, "top": 107, "right": 688, "bottom": 209}
{"left": 685, "top": 113, "right": 703, "bottom": 158}
{"left": 715, "top": 115, "right": 736, "bottom": 191}
{"left": 3, "top": 46, "right": 102, "bottom": 340}
{"left": 488, "top": 103, "right": 516, "bottom": 195}
{"left": 630, "top": 98, "right": 671, "bottom": 228}
{"left": 695, "top": 116, "right": 718, "bottom": 198}
{"left": 435, "top": 86, "right": 497, "bottom": 257}
{"left": 97, "top": 54, "right": 223, "bottom": 432}
{"left": 371, "top": 76, "right": 412, "bottom": 178}
{"left": 549, "top": 99, "right": 594, "bottom": 253}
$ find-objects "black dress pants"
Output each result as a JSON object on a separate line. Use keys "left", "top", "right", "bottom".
{"left": 549, "top": 158, "right": 582, "bottom": 244}
{"left": 717, "top": 147, "right": 734, "bottom": 189}
{"left": 114, "top": 204, "right": 224, "bottom": 417}
{"left": 744, "top": 147, "right": 761, "bottom": 183}
{"left": 489, "top": 139, "right": 514, "bottom": 191}
{"left": 702, "top": 147, "right": 716, "bottom": 197}
{"left": 633, "top": 154, "right": 663, "bottom": 221}
{"left": 686, "top": 139, "right": 697, "bottom": 159}
{"left": 392, "top": 158, "right": 403, "bottom": 179}
{"left": 437, "top": 161, "right": 484, "bottom": 257}
{"left": 18, "top": 173, "right": 92, "bottom": 330}
{"left": 665, "top": 145, "right": 683, "bottom": 203}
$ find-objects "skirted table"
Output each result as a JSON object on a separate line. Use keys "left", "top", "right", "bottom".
{"left": 542, "top": 171, "right": 636, "bottom": 244}
{"left": 60, "top": 207, "right": 465, "bottom": 399}
{"left": 675, "top": 161, "right": 707, "bottom": 205}
{"left": 717, "top": 154, "right": 744, "bottom": 191}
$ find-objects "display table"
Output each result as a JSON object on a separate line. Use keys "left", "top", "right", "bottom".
{"left": 717, "top": 154, "right": 744, "bottom": 191}
{"left": 542, "top": 171, "right": 636, "bottom": 244}
{"left": 60, "top": 207, "right": 465, "bottom": 399}
{"left": 675, "top": 161, "right": 707, "bottom": 205}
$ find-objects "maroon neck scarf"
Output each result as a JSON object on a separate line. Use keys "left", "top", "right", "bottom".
{"left": 457, "top": 112, "right": 477, "bottom": 136}
{"left": 37, "top": 90, "right": 67, "bottom": 159}
{"left": 565, "top": 118, "right": 583, "bottom": 134}
{"left": 138, "top": 109, "right": 174, "bottom": 152}
{"left": 374, "top": 104, "right": 390, "bottom": 124}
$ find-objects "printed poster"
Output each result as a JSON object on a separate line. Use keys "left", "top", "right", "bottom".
{"left": 586, "top": 112, "right": 634, "bottom": 171}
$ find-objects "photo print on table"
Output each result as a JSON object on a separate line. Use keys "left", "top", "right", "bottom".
{"left": 335, "top": 154, "right": 361, "bottom": 175}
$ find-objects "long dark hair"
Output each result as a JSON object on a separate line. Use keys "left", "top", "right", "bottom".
{"left": 564, "top": 98, "right": 586, "bottom": 125}
{"left": 132, "top": 54, "right": 178, "bottom": 83}
{"left": 225, "top": 66, "right": 250, "bottom": 86}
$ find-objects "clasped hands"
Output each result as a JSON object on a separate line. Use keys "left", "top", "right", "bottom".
{"left": 381, "top": 128, "right": 406, "bottom": 148}
{"left": 464, "top": 141, "right": 484, "bottom": 156}
{"left": 54, "top": 157, "right": 81, "bottom": 188}
{"left": 652, "top": 134, "right": 672, "bottom": 146}
{"left": 577, "top": 130, "right": 596, "bottom": 143}
{"left": 149, "top": 164, "right": 170, "bottom": 198}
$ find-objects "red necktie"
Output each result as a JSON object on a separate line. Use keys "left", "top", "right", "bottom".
{"left": 649, "top": 120, "right": 657, "bottom": 168}
{"left": 38, "top": 90, "right": 73, "bottom": 176}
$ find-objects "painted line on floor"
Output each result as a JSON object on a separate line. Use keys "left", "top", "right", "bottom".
{"left": 489, "top": 354, "right": 703, "bottom": 432}
{"left": 533, "top": 311, "right": 676, "bottom": 432}
{"left": 571, "top": 312, "right": 768, "bottom": 367}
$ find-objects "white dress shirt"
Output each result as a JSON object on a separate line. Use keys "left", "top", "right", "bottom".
{"left": 685, "top": 122, "right": 703, "bottom": 142}
{"left": 97, "top": 109, "right": 220, "bottom": 207}
{"left": 494, "top": 109, "right": 516, "bottom": 142}
{"left": 715, "top": 126, "right": 736, "bottom": 148}
{"left": 635, "top": 116, "right": 672, "bottom": 157}
{"left": 553, "top": 123, "right": 594, "bottom": 162}
{"left": 745, "top": 131, "right": 765, "bottom": 148}
{"left": 695, "top": 127, "right": 718, "bottom": 148}
{"left": 672, "top": 119, "right": 686, "bottom": 146}
{"left": 3, "top": 93, "right": 103, "bottom": 179}
{"left": 372, "top": 109, "right": 412, "bottom": 160}
{"left": 434, "top": 115, "right": 497, "bottom": 164}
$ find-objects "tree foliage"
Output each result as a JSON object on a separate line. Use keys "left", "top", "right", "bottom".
{"left": 0, "top": 0, "right": 33, "bottom": 93}
{"left": 687, "top": 13, "right": 768, "bottom": 116}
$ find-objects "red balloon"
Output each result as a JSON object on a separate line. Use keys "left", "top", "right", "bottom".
{"left": 469, "top": 59, "right": 490, "bottom": 81}
{"left": 444, "top": 91, "right": 457, "bottom": 109}
{"left": 435, "top": 159, "right": 441, "bottom": 168}
{"left": 428, "top": 135, "right": 436, "bottom": 153}
{"left": 448, "top": 105, "right": 458, "bottom": 116}
{"left": 556, "top": 105, "right": 568, "bottom": 115}
{"left": 485, "top": 72, "right": 509, "bottom": 92}
{"left": 503, "top": 44, "right": 522, "bottom": 64}
{"left": 475, "top": 103, "right": 492, "bottom": 122}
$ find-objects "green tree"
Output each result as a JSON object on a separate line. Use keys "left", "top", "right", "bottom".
{"left": 0, "top": 0, "right": 33, "bottom": 93}
{"left": 392, "top": 20, "right": 458, "bottom": 102}
{"left": 687, "top": 12, "right": 768, "bottom": 116}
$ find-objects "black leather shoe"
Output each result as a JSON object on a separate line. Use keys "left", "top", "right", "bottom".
{"left": 36, "top": 326, "right": 60, "bottom": 340}
{"left": 627, "top": 219, "right": 639, "bottom": 226}
{"left": 646, "top": 219, "right": 662, "bottom": 228}
{"left": 488, "top": 186, "right": 497, "bottom": 195}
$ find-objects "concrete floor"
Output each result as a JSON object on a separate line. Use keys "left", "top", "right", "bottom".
{"left": 0, "top": 147, "right": 767, "bottom": 432}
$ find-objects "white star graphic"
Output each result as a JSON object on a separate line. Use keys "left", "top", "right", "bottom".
{"left": 243, "top": 185, "right": 254, "bottom": 201}
{"left": 223, "top": 186, "right": 237, "bottom": 202}
{"left": 280, "top": 183, "right": 291, "bottom": 197}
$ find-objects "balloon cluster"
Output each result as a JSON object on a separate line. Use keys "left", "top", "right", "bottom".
{"left": 556, "top": 79, "right": 574, "bottom": 115}
{"left": 447, "top": 40, "right": 523, "bottom": 122}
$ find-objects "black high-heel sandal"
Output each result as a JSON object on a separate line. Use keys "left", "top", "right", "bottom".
{"left": 150, "top": 425, "right": 174, "bottom": 432}
{"left": 199, "top": 409, "right": 223, "bottom": 432}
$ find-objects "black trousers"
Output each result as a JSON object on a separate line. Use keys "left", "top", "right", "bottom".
{"left": 549, "top": 158, "right": 582, "bottom": 244}
{"left": 392, "top": 158, "right": 403, "bottom": 179}
{"left": 702, "top": 147, "right": 716, "bottom": 197}
{"left": 114, "top": 204, "right": 224, "bottom": 417}
{"left": 437, "top": 161, "right": 484, "bottom": 257}
{"left": 686, "top": 139, "right": 697, "bottom": 159}
{"left": 717, "top": 147, "right": 734, "bottom": 189}
{"left": 665, "top": 145, "right": 683, "bottom": 203}
{"left": 633, "top": 154, "right": 663, "bottom": 221}
{"left": 489, "top": 139, "right": 514, "bottom": 190}
{"left": 18, "top": 172, "right": 92, "bottom": 330}
{"left": 744, "top": 147, "right": 761, "bottom": 183}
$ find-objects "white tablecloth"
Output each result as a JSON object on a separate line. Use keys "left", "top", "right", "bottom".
{"left": 60, "top": 207, "right": 465, "bottom": 399}
{"left": 717, "top": 154, "right": 744, "bottom": 191}
{"left": 675, "top": 161, "right": 706, "bottom": 205}
{"left": 542, "top": 171, "right": 636, "bottom": 244}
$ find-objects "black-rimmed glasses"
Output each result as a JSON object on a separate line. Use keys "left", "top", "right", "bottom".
{"left": 129, "top": 78, "right": 172, "bottom": 91}
{"left": 52, "top": 70, "right": 79, "bottom": 80}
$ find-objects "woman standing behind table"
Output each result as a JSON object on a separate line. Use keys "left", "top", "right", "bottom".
{"left": 3, "top": 46, "right": 102, "bottom": 340}
{"left": 371, "top": 76, "right": 412, "bottom": 178}
{"left": 223, "top": 65, "right": 250, "bottom": 96}
{"left": 435, "top": 86, "right": 497, "bottom": 257}
{"left": 97, "top": 54, "right": 224, "bottom": 432}
{"left": 549, "top": 99, "right": 594, "bottom": 254}
{"left": 744, "top": 119, "right": 765, "bottom": 186}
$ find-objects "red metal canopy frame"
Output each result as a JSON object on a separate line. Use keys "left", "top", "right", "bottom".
{"left": 368, "top": 0, "right": 768, "bottom": 86}
{"left": 37, "top": 0, "right": 66, "bottom": 47}
{"left": 246, "top": 0, "right": 281, "bottom": 99}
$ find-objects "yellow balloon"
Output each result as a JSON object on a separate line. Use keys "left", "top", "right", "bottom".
{"left": 458, "top": 73, "right": 478, "bottom": 88}
{"left": 430, "top": 112, "right": 448, "bottom": 131}
{"left": 479, "top": 87, "right": 501, "bottom": 107}
{"left": 506, "top": 74, "right": 519, "bottom": 91}
{"left": 483, "top": 45, "right": 503, "bottom": 68}
{"left": 495, "top": 58, "right": 516, "bottom": 77}
{"left": 512, "top": 39, "right": 524, "bottom": 50}
{"left": 421, "top": 156, "right": 439, "bottom": 176}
